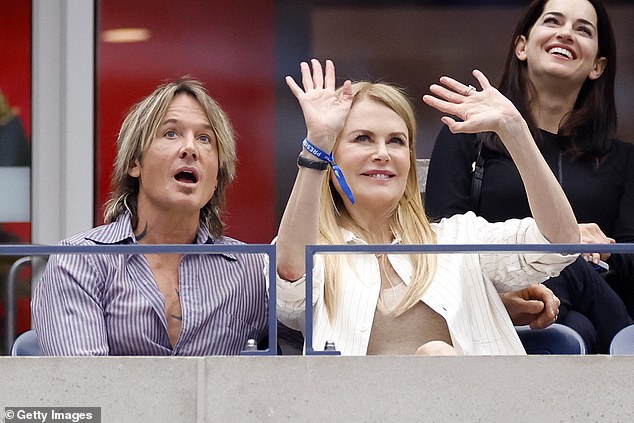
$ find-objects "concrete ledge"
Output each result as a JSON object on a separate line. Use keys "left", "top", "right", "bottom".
{"left": 2, "top": 356, "right": 634, "bottom": 422}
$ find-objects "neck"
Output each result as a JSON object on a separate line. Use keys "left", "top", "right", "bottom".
{"left": 344, "top": 205, "right": 394, "bottom": 244}
{"left": 134, "top": 209, "right": 200, "bottom": 244}
{"left": 527, "top": 76, "right": 582, "bottom": 134}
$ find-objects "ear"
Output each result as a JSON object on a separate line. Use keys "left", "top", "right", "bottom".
{"left": 128, "top": 159, "right": 141, "bottom": 178}
{"left": 588, "top": 56, "right": 607, "bottom": 80}
{"left": 515, "top": 35, "right": 528, "bottom": 61}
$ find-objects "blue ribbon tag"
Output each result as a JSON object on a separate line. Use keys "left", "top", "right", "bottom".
{"left": 302, "top": 138, "right": 355, "bottom": 204}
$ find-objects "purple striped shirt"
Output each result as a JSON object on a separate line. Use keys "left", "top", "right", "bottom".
{"left": 32, "top": 213, "right": 268, "bottom": 356}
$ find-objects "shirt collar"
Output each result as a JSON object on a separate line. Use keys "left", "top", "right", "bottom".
{"left": 84, "top": 212, "right": 236, "bottom": 260}
{"left": 340, "top": 228, "right": 402, "bottom": 245}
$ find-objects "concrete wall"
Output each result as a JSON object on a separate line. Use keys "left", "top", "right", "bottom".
{"left": 2, "top": 356, "right": 634, "bottom": 422}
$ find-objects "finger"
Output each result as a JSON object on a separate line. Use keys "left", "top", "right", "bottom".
{"left": 517, "top": 299, "right": 545, "bottom": 314}
{"left": 581, "top": 253, "right": 591, "bottom": 261}
{"left": 311, "top": 59, "right": 324, "bottom": 90}
{"left": 530, "top": 313, "right": 553, "bottom": 330}
{"left": 340, "top": 79, "right": 354, "bottom": 102}
{"left": 422, "top": 94, "right": 459, "bottom": 116}
{"left": 472, "top": 69, "right": 491, "bottom": 90}
{"left": 441, "top": 117, "right": 472, "bottom": 134}
{"left": 429, "top": 84, "right": 467, "bottom": 104}
{"left": 300, "top": 61, "right": 314, "bottom": 91}
{"left": 324, "top": 59, "right": 336, "bottom": 90}
{"left": 608, "top": 237, "right": 616, "bottom": 244}
{"left": 438, "top": 76, "right": 472, "bottom": 97}
{"left": 285, "top": 76, "right": 305, "bottom": 99}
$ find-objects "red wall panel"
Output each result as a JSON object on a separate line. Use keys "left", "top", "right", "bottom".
{"left": 96, "top": 0, "right": 276, "bottom": 243}
{"left": 0, "top": 0, "right": 31, "bottom": 139}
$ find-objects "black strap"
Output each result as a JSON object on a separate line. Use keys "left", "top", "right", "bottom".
{"left": 297, "top": 154, "right": 328, "bottom": 171}
{"left": 470, "top": 140, "right": 484, "bottom": 212}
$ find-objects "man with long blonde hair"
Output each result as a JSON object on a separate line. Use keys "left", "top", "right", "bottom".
{"left": 33, "top": 78, "right": 267, "bottom": 355}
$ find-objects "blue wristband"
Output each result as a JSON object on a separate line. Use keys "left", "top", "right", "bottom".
{"left": 302, "top": 138, "right": 355, "bottom": 204}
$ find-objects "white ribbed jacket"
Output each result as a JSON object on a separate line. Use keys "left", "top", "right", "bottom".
{"left": 277, "top": 212, "right": 576, "bottom": 355}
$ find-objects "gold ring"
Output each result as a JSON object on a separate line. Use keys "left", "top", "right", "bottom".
{"left": 465, "top": 85, "right": 476, "bottom": 96}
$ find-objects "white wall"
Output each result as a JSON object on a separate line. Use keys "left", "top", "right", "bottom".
{"left": 1, "top": 356, "right": 634, "bottom": 421}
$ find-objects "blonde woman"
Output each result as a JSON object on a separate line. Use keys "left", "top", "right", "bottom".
{"left": 276, "top": 59, "right": 579, "bottom": 355}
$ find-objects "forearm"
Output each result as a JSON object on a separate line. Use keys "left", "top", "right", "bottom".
{"left": 500, "top": 118, "right": 579, "bottom": 244}
{"left": 276, "top": 159, "right": 326, "bottom": 281}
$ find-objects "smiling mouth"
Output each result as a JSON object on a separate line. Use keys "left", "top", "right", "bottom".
{"left": 548, "top": 47, "right": 574, "bottom": 60}
{"left": 362, "top": 173, "right": 394, "bottom": 180}
{"left": 174, "top": 171, "right": 198, "bottom": 183}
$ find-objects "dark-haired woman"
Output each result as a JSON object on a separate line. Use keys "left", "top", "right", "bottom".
{"left": 425, "top": 0, "right": 633, "bottom": 353}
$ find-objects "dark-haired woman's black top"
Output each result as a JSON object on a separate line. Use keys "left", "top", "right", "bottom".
{"left": 425, "top": 126, "right": 634, "bottom": 316}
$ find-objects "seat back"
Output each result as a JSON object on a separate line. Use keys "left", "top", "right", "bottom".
{"left": 416, "top": 158, "right": 430, "bottom": 194}
{"left": 609, "top": 324, "right": 634, "bottom": 355}
{"left": 516, "top": 324, "right": 586, "bottom": 354}
{"left": 11, "top": 329, "right": 43, "bottom": 356}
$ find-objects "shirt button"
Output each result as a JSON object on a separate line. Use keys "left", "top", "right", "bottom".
{"left": 359, "top": 325, "right": 367, "bottom": 332}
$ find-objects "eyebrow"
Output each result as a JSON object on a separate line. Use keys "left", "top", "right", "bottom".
{"left": 543, "top": 11, "right": 597, "bottom": 31}
{"left": 159, "top": 118, "right": 213, "bottom": 131}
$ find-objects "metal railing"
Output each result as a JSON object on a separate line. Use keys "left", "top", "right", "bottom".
{"left": 303, "top": 243, "right": 633, "bottom": 355}
{"left": 2, "top": 243, "right": 277, "bottom": 356}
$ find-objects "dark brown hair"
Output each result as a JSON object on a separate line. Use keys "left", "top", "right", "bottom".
{"left": 480, "top": 0, "right": 617, "bottom": 159}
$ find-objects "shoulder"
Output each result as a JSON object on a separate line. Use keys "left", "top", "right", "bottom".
{"left": 431, "top": 212, "right": 484, "bottom": 240}
{"left": 211, "top": 236, "right": 268, "bottom": 267}
{"left": 430, "top": 126, "right": 480, "bottom": 163}
{"left": 60, "top": 215, "right": 133, "bottom": 246}
{"left": 213, "top": 235, "right": 246, "bottom": 246}
{"left": 435, "top": 125, "right": 476, "bottom": 144}
{"left": 608, "top": 138, "right": 634, "bottom": 155}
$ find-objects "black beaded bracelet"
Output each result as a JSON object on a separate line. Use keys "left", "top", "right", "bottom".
{"left": 297, "top": 154, "right": 329, "bottom": 171}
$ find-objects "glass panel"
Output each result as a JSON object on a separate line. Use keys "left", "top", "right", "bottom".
{"left": 0, "top": 0, "right": 32, "bottom": 355}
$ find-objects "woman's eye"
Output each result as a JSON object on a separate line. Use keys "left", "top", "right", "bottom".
{"left": 577, "top": 26, "right": 593, "bottom": 36}
{"left": 164, "top": 130, "right": 177, "bottom": 138}
{"left": 199, "top": 134, "right": 211, "bottom": 143}
{"left": 355, "top": 135, "right": 370, "bottom": 142}
{"left": 389, "top": 137, "right": 406, "bottom": 145}
{"left": 543, "top": 16, "right": 559, "bottom": 25}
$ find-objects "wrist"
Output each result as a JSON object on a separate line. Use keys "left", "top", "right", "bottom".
{"left": 297, "top": 154, "right": 328, "bottom": 171}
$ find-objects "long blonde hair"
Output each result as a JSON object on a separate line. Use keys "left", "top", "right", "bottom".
{"left": 103, "top": 77, "right": 236, "bottom": 238}
{"left": 319, "top": 81, "right": 437, "bottom": 318}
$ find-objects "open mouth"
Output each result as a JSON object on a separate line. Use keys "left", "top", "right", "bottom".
{"left": 548, "top": 46, "right": 574, "bottom": 60}
{"left": 174, "top": 170, "right": 198, "bottom": 183}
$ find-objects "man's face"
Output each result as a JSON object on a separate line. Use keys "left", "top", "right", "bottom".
{"left": 129, "top": 93, "right": 219, "bottom": 217}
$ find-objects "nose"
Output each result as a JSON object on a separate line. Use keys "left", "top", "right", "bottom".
{"left": 372, "top": 141, "right": 390, "bottom": 162}
{"left": 179, "top": 134, "right": 198, "bottom": 160}
{"left": 556, "top": 23, "right": 574, "bottom": 42}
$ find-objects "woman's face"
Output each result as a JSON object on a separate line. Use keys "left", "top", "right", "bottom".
{"left": 332, "top": 98, "right": 411, "bottom": 214}
{"left": 515, "top": 0, "right": 606, "bottom": 86}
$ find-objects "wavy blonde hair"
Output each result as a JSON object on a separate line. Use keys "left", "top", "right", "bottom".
{"left": 319, "top": 81, "right": 437, "bottom": 317}
{"left": 103, "top": 77, "right": 236, "bottom": 238}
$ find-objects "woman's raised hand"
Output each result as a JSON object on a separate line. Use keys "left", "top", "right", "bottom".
{"left": 422, "top": 69, "right": 524, "bottom": 142}
{"left": 285, "top": 59, "right": 353, "bottom": 152}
